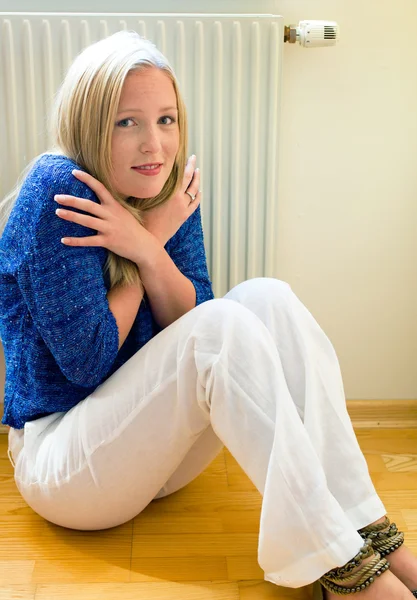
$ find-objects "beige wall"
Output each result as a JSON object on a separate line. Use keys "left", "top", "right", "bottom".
{"left": 0, "top": 0, "right": 416, "bottom": 409}
{"left": 275, "top": 0, "right": 417, "bottom": 399}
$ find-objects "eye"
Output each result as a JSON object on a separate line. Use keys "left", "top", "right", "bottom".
{"left": 116, "top": 118, "right": 135, "bottom": 128}
{"left": 159, "top": 115, "right": 176, "bottom": 125}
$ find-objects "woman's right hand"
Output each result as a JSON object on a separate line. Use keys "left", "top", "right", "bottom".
{"left": 55, "top": 170, "right": 156, "bottom": 266}
{"left": 141, "top": 155, "right": 201, "bottom": 246}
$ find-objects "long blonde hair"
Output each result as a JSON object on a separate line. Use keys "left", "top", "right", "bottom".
{"left": 0, "top": 31, "right": 188, "bottom": 289}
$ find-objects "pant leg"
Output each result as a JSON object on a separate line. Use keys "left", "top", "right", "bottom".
{"left": 13, "top": 297, "right": 367, "bottom": 587}
{"left": 153, "top": 424, "right": 224, "bottom": 499}
{"left": 223, "top": 278, "right": 386, "bottom": 530}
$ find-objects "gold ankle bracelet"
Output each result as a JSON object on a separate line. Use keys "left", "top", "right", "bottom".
{"left": 359, "top": 517, "right": 405, "bottom": 558}
{"left": 319, "top": 539, "right": 390, "bottom": 595}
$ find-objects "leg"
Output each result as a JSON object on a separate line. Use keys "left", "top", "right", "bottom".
{"left": 225, "top": 278, "right": 417, "bottom": 594}
{"left": 14, "top": 298, "right": 367, "bottom": 587}
{"left": 224, "top": 278, "right": 386, "bottom": 530}
{"left": 153, "top": 424, "right": 223, "bottom": 499}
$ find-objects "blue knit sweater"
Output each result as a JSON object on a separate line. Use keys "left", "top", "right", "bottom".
{"left": 0, "top": 154, "right": 214, "bottom": 429}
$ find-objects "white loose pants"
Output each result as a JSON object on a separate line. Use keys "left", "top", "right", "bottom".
{"left": 8, "top": 278, "right": 386, "bottom": 587}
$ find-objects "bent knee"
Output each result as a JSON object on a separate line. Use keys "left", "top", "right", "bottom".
{"left": 225, "top": 277, "right": 292, "bottom": 306}
{"left": 191, "top": 297, "right": 262, "bottom": 333}
{"left": 196, "top": 297, "right": 254, "bottom": 320}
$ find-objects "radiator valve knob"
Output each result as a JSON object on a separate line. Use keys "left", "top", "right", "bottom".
{"left": 284, "top": 20, "right": 339, "bottom": 47}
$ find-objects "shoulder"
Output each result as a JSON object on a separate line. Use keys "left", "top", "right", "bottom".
{"left": 26, "top": 152, "right": 78, "bottom": 182}
{"left": 17, "top": 153, "right": 99, "bottom": 229}
{"left": 33, "top": 152, "right": 78, "bottom": 173}
{"left": 23, "top": 153, "right": 96, "bottom": 202}
{"left": 5, "top": 154, "right": 100, "bottom": 259}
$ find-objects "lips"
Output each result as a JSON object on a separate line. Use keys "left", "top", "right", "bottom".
{"left": 133, "top": 163, "right": 162, "bottom": 170}
{"left": 132, "top": 164, "right": 163, "bottom": 176}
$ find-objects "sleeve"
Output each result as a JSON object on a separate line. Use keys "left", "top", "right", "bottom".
{"left": 16, "top": 157, "right": 119, "bottom": 387}
{"left": 165, "top": 205, "right": 214, "bottom": 306}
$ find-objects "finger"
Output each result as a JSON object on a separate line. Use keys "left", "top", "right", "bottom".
{"left": 54, "top": 194, "right": 106, "bottom": 218}
{"left": 56, "top": 208, "right": 107, "bottom": 232}
{"left": 188, "top": 190, "right": 201, "bottom": 212}
{"left": 185, "top": 168, "right": 200, "bottom": 197}
{"left": 187, "top": 188, "right": 201, "bottom": 207}
{"left": 183, "top": 155, "right": 197, "bottom": 184}
{"left": 61, "top": 235, "right": 105, "bottom": 247}
{"left": 71, "top": 169, "right": 113, "bottom": 204}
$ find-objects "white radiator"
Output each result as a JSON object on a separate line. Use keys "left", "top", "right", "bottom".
{"left": 0, "top": 12, "right": 283, "bottom": 297}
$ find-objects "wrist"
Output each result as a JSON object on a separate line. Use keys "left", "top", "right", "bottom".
{"left": 144, "top": 227, "right": 169, "bottom": 247}
{"left": 134, "top": 232, "right": 165, "bottom": 270}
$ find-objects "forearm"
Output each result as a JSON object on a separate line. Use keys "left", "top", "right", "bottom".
{"left": 138, "top": 244, "right": 196, "bottom": 329}
{"left": 107, "top": 283, "right": 144, "bottom": 349}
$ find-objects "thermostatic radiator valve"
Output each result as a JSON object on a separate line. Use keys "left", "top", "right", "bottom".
{"left": 284, "top": 20, "right": 340, "bottom": 47}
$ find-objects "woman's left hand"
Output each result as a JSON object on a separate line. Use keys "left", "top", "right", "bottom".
{"left": 141, "top": 155, "right": 201, "bottom": 246}
{"left": 54, "top": 170, "right": 156, "bottom": 264}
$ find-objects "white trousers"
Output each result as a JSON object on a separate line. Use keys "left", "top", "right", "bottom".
{"left": 8, "top": 278, "right": 386, "bottom": 588}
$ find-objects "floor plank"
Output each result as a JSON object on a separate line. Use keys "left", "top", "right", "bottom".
{"left": 0, "top": 429, "right": 416, "bottom": 599}
{"left": 34, "top": 582, "right": 240, "bottom": 600}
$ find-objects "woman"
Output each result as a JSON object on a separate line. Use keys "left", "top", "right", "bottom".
{"left": 0, "top": 31, "right": 415, "bottom": 599}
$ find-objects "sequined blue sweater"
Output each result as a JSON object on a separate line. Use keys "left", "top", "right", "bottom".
{"left": 0, "top": 154, "right": 214, "bottom": 429}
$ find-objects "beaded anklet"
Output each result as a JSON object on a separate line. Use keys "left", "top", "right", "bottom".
{"left": 359, "top": 516, "right": 417, "bottom": 597}
{"left": 358, "top": 516, "right": 404, "bottom": 558}
{"left": 318, "top": 539, "right": 390, "bottom": 595}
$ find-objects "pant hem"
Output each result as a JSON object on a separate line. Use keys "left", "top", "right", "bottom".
{"left": 262, "top": 528, "right": 364, "bottom": 588}
{"left": 344, "top": 494, "right": 387, "bottom": 531}
{"left": 261, "top": 494, "right": 386, "bottom": 588}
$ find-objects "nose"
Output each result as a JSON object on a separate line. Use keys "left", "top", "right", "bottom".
{"left": 139, "top": 124, "right": 162, "bottom": 155}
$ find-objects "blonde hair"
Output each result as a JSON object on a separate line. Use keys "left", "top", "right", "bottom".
{"left": 0, "top": 30, "right": 188, "bottom": 289}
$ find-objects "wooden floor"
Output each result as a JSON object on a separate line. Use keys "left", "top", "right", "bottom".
{"left": 0, "top": 428, "right": 416, "bottom": 600}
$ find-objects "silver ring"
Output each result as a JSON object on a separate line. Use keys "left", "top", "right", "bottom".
{"left": 186, "top": 190, "right": 198, "bottom": 202}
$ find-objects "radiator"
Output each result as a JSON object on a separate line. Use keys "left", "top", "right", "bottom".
{"left": 0, "top": 13, "right": 283, "bottom": 297}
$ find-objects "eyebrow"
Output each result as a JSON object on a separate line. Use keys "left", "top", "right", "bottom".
{"left": 117, "top": 106, "right": 178, "bottom": 114}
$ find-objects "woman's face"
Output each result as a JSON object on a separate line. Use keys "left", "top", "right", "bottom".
{"left": 110, "top": 67, "right": 180, "bottom": 199}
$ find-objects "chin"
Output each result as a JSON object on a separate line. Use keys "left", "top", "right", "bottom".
{"left": 117, "top": 170, "right": 171, "bottom": 200}
{"left": 141, "top": 183, "right": 165, "bottom": 198}
{"left": 139, "top": 180, "right": 170, "bottom": 199}
{"left": 127, "top": 189, "right": 164, "bottom": 201}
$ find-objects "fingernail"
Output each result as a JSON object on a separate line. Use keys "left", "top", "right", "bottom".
{"left": 72, "top": 169, "right": 82, "bottom": 175}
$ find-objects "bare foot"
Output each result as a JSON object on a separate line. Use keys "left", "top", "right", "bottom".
{"left": 321, "top": 552, "right": 414, "bottom": 600}
{"left": 386, "top": 545, "right": 417, "bottom": 592}
{"left": 324, "top": 569, "right": 413, "bottom": 599}
{"left": 362, "top": 517, "right": 417, "bottom": 592}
